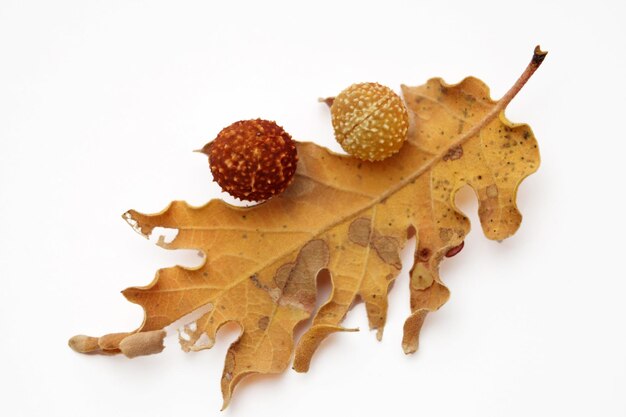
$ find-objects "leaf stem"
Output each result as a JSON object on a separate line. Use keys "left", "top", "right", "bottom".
{"left": 318, "top": 97, "right": 335, "bottom": 107}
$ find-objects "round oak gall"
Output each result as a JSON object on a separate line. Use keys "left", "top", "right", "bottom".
{"left": 202, "top": 119, "right": 298, "bottom": 201}
{"left": 330, "top": 82, "right": 409, "bottom": 161}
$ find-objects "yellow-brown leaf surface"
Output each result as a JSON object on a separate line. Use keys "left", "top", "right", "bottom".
{"left": 70, "top": 48, "right": 545, "bottom": 409}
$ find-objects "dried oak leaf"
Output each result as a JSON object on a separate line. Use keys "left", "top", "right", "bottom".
{"left": 70, "top": 47, "right": 546, "bottom": 409}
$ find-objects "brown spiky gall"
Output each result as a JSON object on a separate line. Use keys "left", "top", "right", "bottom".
{"left": 200, "top": 119, "right": 298, "bottom": 201}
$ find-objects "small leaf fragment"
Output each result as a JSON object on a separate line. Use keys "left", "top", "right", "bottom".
{"left": 68, "top": 335, "right": 100, "bottom": 353}
{"left": 119, "top": 330, "right": 166, "bottom": 358}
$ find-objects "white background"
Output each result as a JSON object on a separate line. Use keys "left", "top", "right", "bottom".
{"left": 1, "top": 0, "right": 625, "bottom": 416}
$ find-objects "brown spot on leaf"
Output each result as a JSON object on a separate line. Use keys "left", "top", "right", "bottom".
{"left": 276, "top": 239, "right": 330, "bottom": 312}
{"left": 442, "top": 145, "right": 463, "bottom": 161}
{"left": 249, "top": 273, "right": 265, "bottom": 290}
{"left": 349, "top": 218, "right": 401, "bottom": 267}
{"left": 486, "top": 184, "right": 499, "bottom": 198}
{"left": 418, "top": 247, "right": 431, "bottom": 262}
{"left": 273, "top": 263, "right": 294, "bottom": 290}
{"left": 348, "top": 217, "right": 372, "bottom": 246}
{"left": 371, "top": 235, "right": 402, "bottom": 269}
{"left": 258, "top": 316, "right": 270, "bottom": 331}
{"left": 439, "top": 228, "right": 453, "bottom": 242}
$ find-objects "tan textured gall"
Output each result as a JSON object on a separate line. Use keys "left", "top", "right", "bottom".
{"left": 331, "top": 82, "right": 409, "bottom": 161}
{"left": 202, "top": 119, "right": 298, "bottom": 201}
